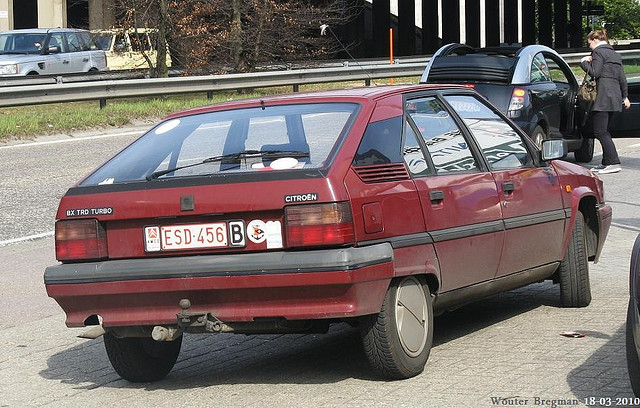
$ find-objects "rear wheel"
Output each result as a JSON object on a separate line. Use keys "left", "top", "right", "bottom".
{"left": 360, "top": 276, "right": 433, "bottom": 379}
{"left": 103, "top": 331, "right": 182, "bottom": 382}
{"left": 558, "top": 211, "right": 591, "bottom": 307}
{"left": 532, "top": 125, "right": 547, "bottom": 149}
{"left": 574, "top": 138, "right": 594, "bottom": 163}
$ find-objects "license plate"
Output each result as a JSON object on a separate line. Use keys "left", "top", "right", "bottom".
{"left": 144, "top": 221, "right": 245, "bottom": 252}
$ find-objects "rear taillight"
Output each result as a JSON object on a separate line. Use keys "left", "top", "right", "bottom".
{"left": 285, "top": 202, "right": 355, "bottom": 248}
{"left": 507, "top": 88, "right": 527, "bottom": 118}
{"left": 55, "top": 219, "right": 108, "bottom": 262}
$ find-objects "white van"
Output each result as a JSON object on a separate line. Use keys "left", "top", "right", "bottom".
{"left": 91, "top": 28, "right": 171, "bottom": 70}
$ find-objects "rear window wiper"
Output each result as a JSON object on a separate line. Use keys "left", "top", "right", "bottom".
{"left": 146, "top": 149, "right": 309, "bottom": 180}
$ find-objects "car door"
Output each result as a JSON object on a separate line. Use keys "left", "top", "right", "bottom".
{"left": 64, "top": 32, "right": 90, "bottom": 73}
{"left": 442, "top": 94, "right": 566, "bottom": 277}
{"left": 545, "top": 53, "right": 579, "bottom": 136}
{"left": 529, "top": 52, "right": 563, "bottom": 138}
{"left": 611, "top": 79, "right": 640, "bottom": 137}
{"left": 43, "top": 32, "right": 69, "bottom": 74}
{"left": 404, "top": 94, "right": 504, "bottom": 292}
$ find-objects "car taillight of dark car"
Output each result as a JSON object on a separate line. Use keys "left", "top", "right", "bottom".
{"left": 285, "top": 202, "right": 355, "bottom": 247}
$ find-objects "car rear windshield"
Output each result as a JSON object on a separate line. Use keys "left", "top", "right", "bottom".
{"left": 428, "top": 55, "right": 515, "bottom": 83}
{"left": 80, "top": 102, "right": 358, "bottom": 186}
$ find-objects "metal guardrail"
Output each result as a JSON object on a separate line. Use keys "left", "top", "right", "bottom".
{"left": 0, "top": 63, "right": 428, "bottom": 108}
{"left": 0, "top": 50, "right": 639, "bottom": 108}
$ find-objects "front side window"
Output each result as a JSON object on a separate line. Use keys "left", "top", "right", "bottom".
{"left": 406, "top": 96, "right": 479, "bottom": 174}
{"left": 444, "top": 94, "right": 533, "bottom": 170}
{"left": 80, "top": 103, "right": 358, "bottom": 186}
{"left": 47, "top": 33, "right": 66, "bottom": 53}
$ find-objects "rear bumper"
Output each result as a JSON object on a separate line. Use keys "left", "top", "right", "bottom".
{"left": 45, "top": 244, "right": 394, "bottom": 327}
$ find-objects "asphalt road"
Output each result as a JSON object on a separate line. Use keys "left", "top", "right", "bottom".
{"left": 1, "top": 128, "right": 640, "bottom": 407}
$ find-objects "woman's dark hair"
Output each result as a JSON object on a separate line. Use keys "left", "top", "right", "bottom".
{"left": 587, "top": 29, "right": 609, "bottom": 43}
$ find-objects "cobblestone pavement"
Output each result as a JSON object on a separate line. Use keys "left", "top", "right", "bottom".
{"left": 1, "top": 137, "right": 640, "bottom": 407}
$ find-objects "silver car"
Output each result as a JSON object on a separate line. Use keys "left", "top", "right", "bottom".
{"left": 0, "top": 28, "right": 107, "bottom": 76}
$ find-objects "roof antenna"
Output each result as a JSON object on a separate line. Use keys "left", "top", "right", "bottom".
{"left": 320, "top": 23, "right": 376, "bottom": 87}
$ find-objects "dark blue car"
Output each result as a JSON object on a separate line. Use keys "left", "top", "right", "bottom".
{"left": 421, "top": 43, "right": 594, "bottom": 162}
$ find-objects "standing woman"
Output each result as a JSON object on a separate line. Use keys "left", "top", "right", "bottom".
{"left": 580, "top": 29, "right": 631, "bottom": 174}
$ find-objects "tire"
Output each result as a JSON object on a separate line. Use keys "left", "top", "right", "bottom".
{"left": 574, "top": 138, "right": 594, "bottom": 163}
{"left": 531, "top": 125, "right": 547, "bottom": 150}
{"left": 627, "top": 299, "right": 640, "bottom": 397}
{"left": 103, "top": 331, "right": 182, "bottom": 382}
{"left": 558, "top": 211, "right": 591, "bottom": 307}
{"left": 360, "top": 276, "right": 433, "bottom": 379}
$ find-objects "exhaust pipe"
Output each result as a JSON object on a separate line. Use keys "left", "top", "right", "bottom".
{"left": 152, "top": 325, "right": 182, "bottom": 341}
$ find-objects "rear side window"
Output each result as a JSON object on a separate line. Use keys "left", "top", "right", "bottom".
{"left": 80, "top": 103, "right": 358, "bottom": 186}
{"left": 443, "top": 95, "right": 533, "bottom": 170}
{"left": 66, "top": 33, "right": 86, "bottom": 52}
{"left": 406, "top": 96, "right": 479, "bottom": 174}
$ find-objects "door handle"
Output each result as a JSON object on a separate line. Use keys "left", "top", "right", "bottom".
{"left": 558, "top": 90, "right": 567, "bottom": 97}
{"left": 83, "top": 58, "right": 89, "bottom": 62}
{"left": 63, "top": 60, "right": 70, "bottom": 64}
{"left": 502, "top": 182, "right": 515, "bottom": 194}
{"left": 429, "top": 190, "right": 444, "bottom": 203}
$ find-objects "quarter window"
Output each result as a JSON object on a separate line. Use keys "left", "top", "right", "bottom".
{"left": 443, "top": 95, "right": 533, "bottom": 170}
{"left": 353, "top": 117, "right": 403, "bottom": 166}
{"left": 530, "top": 53, "right": 552, "bottom": 83}
{"left": 406, "top": 97, "right": 479, "bottom": 174}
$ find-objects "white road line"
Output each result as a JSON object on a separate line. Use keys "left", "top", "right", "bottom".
{"left": 0, "top": 130, "right": 144, "bottom": 150}
{"left": 0, "top": 231, "right": 54, "bottom": 247}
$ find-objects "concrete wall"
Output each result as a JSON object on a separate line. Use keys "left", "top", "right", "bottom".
{"left": 0, "top": 0, "right": 11, "bottom": 31}
{"left": 38, "top": 0, "right": 66, "bottom": 28}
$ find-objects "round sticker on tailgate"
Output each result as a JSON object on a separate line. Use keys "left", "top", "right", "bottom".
{"left": 247, "top": 220, "right": 266, "bottom": 243}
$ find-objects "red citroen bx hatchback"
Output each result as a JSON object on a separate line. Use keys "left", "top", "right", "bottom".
{"left": 45, "top": 85, "right": 611, "bottom": 382}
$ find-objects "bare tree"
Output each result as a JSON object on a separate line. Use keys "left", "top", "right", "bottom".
{"left": 170, "top": 0, "right": 361, "bottom": 73}
{"left": 114, "top": 0, "right": 170, "bottom": 77}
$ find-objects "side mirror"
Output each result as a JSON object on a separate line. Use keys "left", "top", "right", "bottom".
{"left": 541, "top": 139, "right": 566, "bottom": 161}
{"left": 46, "top": 46, "right": 60, "bottom": 54}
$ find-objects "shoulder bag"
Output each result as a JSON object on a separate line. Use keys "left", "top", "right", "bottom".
{"left": 577, "top": 72, "right": 597, "bottom": 109}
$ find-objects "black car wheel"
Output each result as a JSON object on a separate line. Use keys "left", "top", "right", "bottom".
{"left": 574, "top": 138, "right": 594, "bottom": 163}
{"left": 104, "top": 331, "right": 182, "bottom": 382}
{"left": 532, "top": 125, "right": 547, "bottom": 150}
{"left": 558, "top": 211, "right": 591, "bottom": 307}
{"left": 627, "top": 299, "right": 640, "bottom": 396}
{"left": 360, "top": 276, "right": 433, "bottom": 379}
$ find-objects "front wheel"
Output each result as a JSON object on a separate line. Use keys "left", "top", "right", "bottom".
{"left": 574, "top": 138, "right": 594, "bottom": 163}
{"left": 627, "top": 299, "right": 640, "bottom": 396}
{"left": 360, "top": 276, "right": 433, "bottom": 379}
{"left": 558, "top": 211, "right": 591, "bottom": 307}
{"left": 103, "top": 331, "right": 182, "bottom": 382}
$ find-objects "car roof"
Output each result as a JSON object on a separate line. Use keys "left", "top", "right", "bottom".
{"left": 166, "top": 84, "right": 469, "bottom": 119}
{"left": 421, "top": 43, "right": 566, "bottom": 84}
